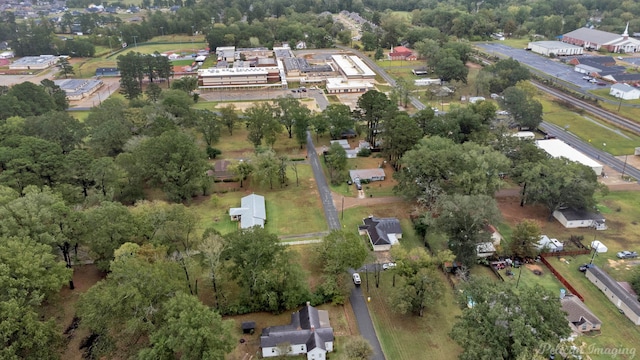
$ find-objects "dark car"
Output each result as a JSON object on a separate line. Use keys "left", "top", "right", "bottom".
{"left": 597, "top": 82, "right": 607, "bottom": 86}
{"left": 579, "top": 264, "right": 593, "bottom": 272}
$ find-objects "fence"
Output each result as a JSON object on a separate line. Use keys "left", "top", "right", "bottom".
{"left": 540, "top": 249, "right": 591, "bottom": 257}
{"left": 539, "top": 256, "right": 585, "bottom": 302}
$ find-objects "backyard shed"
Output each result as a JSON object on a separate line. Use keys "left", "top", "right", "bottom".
{"left": 591, "top": 240, "right": 608, "bottom": 253}
{"left": 241, "top": 321, "right": 256, "bottom": 334}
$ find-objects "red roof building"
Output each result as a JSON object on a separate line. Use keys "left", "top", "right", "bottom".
{"left": 388, "top": 46, "right": 417, "bottom": 61}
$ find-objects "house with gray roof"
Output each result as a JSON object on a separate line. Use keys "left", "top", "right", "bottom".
{"left": 358, "top": 216, "right": 402, "bottom": 251}
{"left": 586, "top": 265, "right": 640, "bottom": 325}
{"left": 261, "top": 302, "right": 334, "bottom": 359}
{"left": 229, "top": 193, "right": 266, "bottom": 229}
{"left": 561, "top": 294, "right": 602, "bottom": 333}
{"left": 610, "top": 83, "right": 640, "bottom": 100}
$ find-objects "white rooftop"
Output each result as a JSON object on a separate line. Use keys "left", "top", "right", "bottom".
{"left": 199, "top": 67, "right": 272, "bottom": 76}
{"left": 535, "top": 139, "right": 602, "bottom": 173}
{"left": 331, "top": 55, "right": 376, "bottom": 77}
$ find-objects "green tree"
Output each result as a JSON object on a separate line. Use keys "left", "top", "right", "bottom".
{"left": 23, "top": 111, "right": 85, "bottom": 153}
{"left": 253, "top": 149, "right": 279, "bottom": 189}
{"left": 0, "top": 299, "right": 61, "bottom": 360}
{"left": 222, "top": 227, "right": 309, "bottom": 313}
{"left": 40, "top": 79, "right": 69, "bottom": 111}
{"left": 451, "top": 278, "right": 571, "bottom": 360}
{"left": 133, "top": 130, "right": 208, "bottom": 202}
{"left": 425, "top": 194, "right": 502, "bottom": 266}
{"left": 276, "top": 96, "right": 309, "bottom": 139}
{"left": 380, "top": 111, "right": 421, "bottom": 170}
{"left": 360, "top": 31, "right": 378, "bottom": 51}
{"left": 85, "top": 98, "right": 132, "bottom": 157}
{"left": 325, "top": 142, "right": 347, "bottom": 185}
{"left": 89, "top": 156, "right": 124, "bottom": 199}
{"left": 78, "top": 243, "right": 186, "bottom": 348}
{"left": 0, "top": 136, "right": 65, "bottom": 191}
{"left": 4, "top": 82, "right": 57, "bottom": 118}
{"left": 520, "top": 158, "right": 601, "bottom": 218}
{"left": 509, "top": 220, "right": 541, "bottom": 258}
{"left": 631, "top": 265, "right": 640, "bottom": 297}
{"left": 230, "top": 160, "right": 254, "bottom": 188}
{"left": 322, "top": 103, "right": 354, "bottom": 140}
{"left": 117, "top": 52, "right": 146, "bottom": 99}
{"left": 310, "top": 112, "right": 329, "bottom": 142}
{"left": 356, "top": 90, "right": 393, "bottom": 146}
{"left": 338, "top": 336, "right": 374, "bottom": 360}
{"left": 218, "top": 104, "right": 239, "bottom": 135}
{"left": 0, "top": 236, "right": 72, "bottom": 307}
{"left": 394, "top": 137, "right": 510, "bottom": 203}
{"left": 374, "top": 47, "right": 384, "bottom": 60}
{"left": 57, "top": 57, "right": 75, "bottom": 78}
{"left": 145, "top": 83, "right": 162, "bottom": 103}
{"left": 170, "top": 76, "right": 198, "bottom": 94}
{"left": 138, "top": 292, "right": 235, "bottom": 360}
{"left": 315, "top": 230, "right": 368, "bottom": 303}
{"left": 482, "top": 58, "right": 530, "bottom": 94}
{"left": 244, "top": 102, "right": 281, "bottom": 148}
{"left": 64, "top": 149, "right": 95, "bottom": 198}
{"left": 500, "top": 86, "right": 543, "bottom": 130}
{"left": 433, "top": 54, "right": 468, "bottom": 84}
{"left": 161, "top": 89, "right": 194, "bottom": 125}
{"left": 84, "top": 201, "right": 139, "bottom": 271}
{"left": 390, "top": 247, "right": 444, "bottom": 317}
{"left": 198, "top": 229, "right": 225, "bottom": 308}
{"left": 194, "top": 109, "right": 221, "bottom": 146}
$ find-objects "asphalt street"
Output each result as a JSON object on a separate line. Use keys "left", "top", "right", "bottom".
{"left": 306, "top": 131, "right": 341, "bottom": 231}
{"left": 540, "top": 121, "right": 640, "bottom": 181}
{"left": 477, "top": 43, "right": 605, "bottom": 91}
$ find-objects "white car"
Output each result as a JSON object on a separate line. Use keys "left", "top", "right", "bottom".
{"left": 352, "top": 273, "right": 361, "bottom": 285}
{"left": 582, "top": 76, "right": 592, "bottom": 80}
{"left": 382, "top": 262, "right": 397, "bottom": 270}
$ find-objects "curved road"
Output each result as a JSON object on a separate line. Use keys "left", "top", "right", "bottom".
{"left": 305, "top": 130, "right": 386, "bottom": 360}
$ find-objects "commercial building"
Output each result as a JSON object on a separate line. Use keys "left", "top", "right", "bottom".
{"left": 9, "top": 55, "right": 58, "bottom": 70}
{"left": 528, "top": 41, "right": 584, "bottom": 56}
{"left": 198, "top": 66, "right": 283, "bottom": 89}
{"left": 562, "top": 24, "right": 640, "bottom": 53}
{"left": 325, "top": 77, "right": 373, "bottom": 94}
{"left": 388, "top": 46, "right": 417, "bottom": 61}
{"left": 53, "top": 79, "right": 104, "bottom": 100}
{"left": 610, "top": 83, "right": 640, "bottom": 100}
{"left": 331, "top": 55, "right": 376, "bottom": 79}
{"left": 535, "top": 139, "right": 603, "bottom": 175}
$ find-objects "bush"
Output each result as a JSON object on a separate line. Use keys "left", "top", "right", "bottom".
{"left": 357, "top": 148, "right": 371, "bottom": 157}
{"left": 206, "top": 146, "right": 222, "bottom": 159}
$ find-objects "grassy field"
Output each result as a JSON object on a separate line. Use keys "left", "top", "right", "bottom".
{"left": 69, "top": 111, "right": 90, "bottom": 122}
{"left": 540, "top": 97, "right": 640, "bottom": 155}
{"left": 498, "top": 38, "right": 531, "bottom": 49}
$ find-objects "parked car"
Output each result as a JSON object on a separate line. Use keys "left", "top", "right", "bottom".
{"left": 597, "top": 82, "right": 607, "bottom": 86}
{"left": 583, "top": 76, "right": 592, "bottom": 80}
{"left": 588, "top": 78, "right": 598, "bottom": 83}
{"left": 382, "top": 262, "right": 397, "bottom": 270}
{"left": 616, "top": 251, "right": 638, "bottom": 259}
{"left": 352, "top": 273, "right": 361, "bottom": 285}
{"left": 579, "top": 263, "right": 593, "bottom": 272}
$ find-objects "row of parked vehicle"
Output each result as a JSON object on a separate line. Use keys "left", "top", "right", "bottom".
{"left": 352, "top": 263, "right": 397, "bottom": 285}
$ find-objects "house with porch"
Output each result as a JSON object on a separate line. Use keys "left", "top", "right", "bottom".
{"left": 229, "top": 193, "right": 266, "bottom": 229}
{"left": 261, "top": 302, "right": 334, "bottom": 359}
{"left": 561, "top": 294, "right": 602, "bottom": 333}
{"left": 358, "top": 216, "right": 402, "bottom": 251}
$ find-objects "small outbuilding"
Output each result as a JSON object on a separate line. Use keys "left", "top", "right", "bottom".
{"left": 536, "top": 235, "right": 564, "bottom": 252}
{"left": 241, "top": 321, "right": 256, "bottom": 334}
{"left": 591, "top": 240, "right": 608, "bottom": 253}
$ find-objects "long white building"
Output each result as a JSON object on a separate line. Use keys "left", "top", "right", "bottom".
{"left": 331, "top": 55, "right": 376, "bottom": 79}
{"left": 535, "top": 139, "right": 603, "bottom": 175}
{"left": 528, "top": 41, "right": 584, "bottom": 56}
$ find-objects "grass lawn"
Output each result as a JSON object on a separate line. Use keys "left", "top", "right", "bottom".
{"left": 192, "top": 164, "right": 326, "bottom": 236}
{"left": 496, "top": 38, "right": 530, "bottom": 50}
{"left": 68, "top": 110, "right": 90, "bottom": 122}
{"left": 366, "top": 271, "right": 462, "bottom": 360}
{"left": 540, "top": 97, "right": 640, "bottom": 155}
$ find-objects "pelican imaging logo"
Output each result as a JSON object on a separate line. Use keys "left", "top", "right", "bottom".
{"left": 537, "top": 342, "right": 636, "bottom": 359}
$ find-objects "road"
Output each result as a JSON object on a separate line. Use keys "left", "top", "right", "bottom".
{"left": 532, "top": 81, "right": 640, "bottom": 133}
{"left": 305, "top": 130, "right": 386, "bottom": 360}
{"left": 540, "top": 121, "right": 640, "bottom": 181}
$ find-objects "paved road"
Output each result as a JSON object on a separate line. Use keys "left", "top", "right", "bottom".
{"left": 306, "top": 131, "right": 341, "bottom": 231}
{"left": 540, "top": 121, "right": 640, "bottom": 181}
{"left": 305, "top": 129, "right": 385, "bottom": 360}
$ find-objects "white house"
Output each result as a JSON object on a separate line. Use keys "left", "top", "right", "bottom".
{"left": 553, "top": 208, "right": 606, "bottom": 230}
{"left": 610, "top": 83, "right": 640, "bottom": 100}
{"left": 349, "top": 169, "right": 385, "bottom": 182}
{"left": 358, "top": 216, "right": 402, "bottom": 251}
{"left": 261, "top": 302, "right": 334, "bottom": 359}
{"left": 229, "top": 193, "right": 266, "bottom": 228}
{"left": 586, "top": 266, "right": 640, "bottom": 325}
{"left": 476, "top": 242, "right": 496, "bottom": 258}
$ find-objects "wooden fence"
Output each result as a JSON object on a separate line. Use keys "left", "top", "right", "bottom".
{"left": 539, "top": 256, "right": 585, "bottom": 302}
{"left": 540, "top": 249, "right": 591, "bottom": 257}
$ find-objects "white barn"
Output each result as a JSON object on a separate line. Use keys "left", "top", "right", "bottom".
{"left": 528, "top": 41, "right": 584, "bottom": 56}
{"left": 536, "top": 139, "right": 604, "bottom": 175}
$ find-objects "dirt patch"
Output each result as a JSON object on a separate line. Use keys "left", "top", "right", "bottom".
{"left": 466, "top": 62, "right": 482, "bottom": 69}
{"left": 525, "top": 264, "right": 544, "bottom": 274}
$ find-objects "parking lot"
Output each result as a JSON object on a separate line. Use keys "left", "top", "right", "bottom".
{"left": 477, "top": 43, "right": 608, "bottom": 90}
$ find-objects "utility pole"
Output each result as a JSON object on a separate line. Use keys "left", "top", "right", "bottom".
{"left": 617, "top": 95, "right": 623, "bottom": 111}
{"left": 133, "top": 36, "right": 138, "bottom": 48}
{"left": 160, "top": 26, "right": 164, "bottom": 36}
{"left": 622, "top": 155, "right": 628, "bottom": 179}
